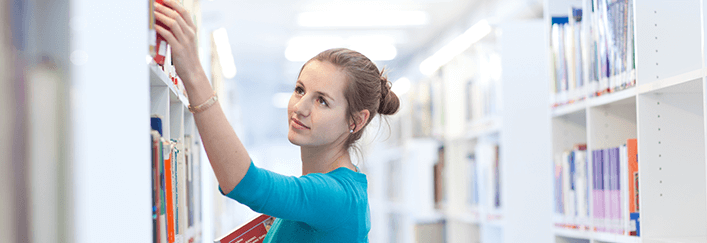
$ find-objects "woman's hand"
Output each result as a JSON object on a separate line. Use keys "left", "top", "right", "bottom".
{"left": 154, "top": 0, "right": 203, "bottom": 85}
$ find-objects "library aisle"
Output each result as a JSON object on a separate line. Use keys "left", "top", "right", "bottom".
{"left": 4, "top": 0, "right": 707, "bottom": 243}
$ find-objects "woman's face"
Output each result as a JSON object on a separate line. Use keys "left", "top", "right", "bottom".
{"left": 287, "top": 60, "right": 350, "bottom": 148}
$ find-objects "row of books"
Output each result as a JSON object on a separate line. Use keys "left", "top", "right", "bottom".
{"left": 409, "top": 77, "right": 444, "bottom": 138}
{"left": 464, "top": 142, "right": 501, "bottom": 210}
{"left": 554, "top": 145, "right": 589, "bottom": 227}
{"left": 433, "top": 146, "right": 446, "bottom": 208}
{"left": 553, "top": 139, "right": 639, "bottom": 236}
{"left": 465, "top": 79, "right": 499, "bottom": 123}
{"left": 151, "top": 116, "right": 202, "bottom": 243}
{"left": 550, "top": 0, "right": 636, "bottom": 107}
{"left": 149, "top": 0, "right": 201, "bottom": 98}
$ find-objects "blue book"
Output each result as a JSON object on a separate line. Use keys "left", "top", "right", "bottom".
{"left": 630, "top": 212, "right": 640, "bottom": 236}
{"left": 151, "top": 116, "right": 163, "bottom": 136}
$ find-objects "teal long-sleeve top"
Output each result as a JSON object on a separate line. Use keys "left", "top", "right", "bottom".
{"left": 219, "top": 160, "right": 371, "bottom": 243}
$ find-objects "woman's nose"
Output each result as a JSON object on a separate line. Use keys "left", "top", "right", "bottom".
{"left": 293, "top": 96, "right": 311, "bottom": 117}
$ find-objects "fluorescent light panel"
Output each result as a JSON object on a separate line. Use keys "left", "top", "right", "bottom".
{"left": 285, "top": 35, "right": 397, "bottom": 62}
{"left": 392, "top": 77, "right": 411, "bottom": 95}
{"left": 298, "top": 10, "right": 429, "bottom": 27}
{"left": 212, "top": 28, "right": 237, "bottom": 79}
{"left": 419, "top": 20, "right": 492, "bottom": 75}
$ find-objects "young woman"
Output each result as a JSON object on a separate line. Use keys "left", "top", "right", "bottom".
{"left": 154, "top": 1, "right": 399, "bottom": 242}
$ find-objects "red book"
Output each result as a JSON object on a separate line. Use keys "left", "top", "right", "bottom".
{"left": 165, "top": 144, "right": 176, "bottom": 243}
{"left": 214, "top": 215, "right": 275, "bottom": 243}
{"left": 153, "top": 0, "right": 169, "bottom": 65}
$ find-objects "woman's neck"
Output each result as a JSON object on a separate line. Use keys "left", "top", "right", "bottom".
{"left": 300, "top": 145, "right": 354, "bottom": 175}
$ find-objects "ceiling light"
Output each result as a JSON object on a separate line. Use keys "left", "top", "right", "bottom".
{"left": 419, "top": 19, "right": 492, "bottom": 75}
{"left": 298, "top": 10, "right": 429, "bottom": 28}
{"left": 212, "top": 28, "right": 237, "bottom": 79}
{"left": 285, "top": 36, "right": 397, "bottom": 62}
{"left": 392, "top": 77, "right": 411, "bottom": 95}
{"left": 285, "top": 36, "right": 344, "bottom": 62}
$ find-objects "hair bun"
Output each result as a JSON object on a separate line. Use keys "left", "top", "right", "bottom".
{"left": 378, "top": 74, "right": 400, "bottom": 115}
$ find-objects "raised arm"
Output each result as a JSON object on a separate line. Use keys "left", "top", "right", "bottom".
{"left": 154, "top": 0, "right": 250, "bottom": 194}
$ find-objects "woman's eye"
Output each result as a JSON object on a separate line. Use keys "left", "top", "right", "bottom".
{"left": 295, "top": 87, "right": 304, "bottom": 95}
{"left": 318, "top": 97, "right": 328, "bottom": 106}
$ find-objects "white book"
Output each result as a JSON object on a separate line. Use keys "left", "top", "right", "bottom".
{"left": 562, "top": 151, "right": 571, "bottom": 218}
{"left": 177, "top": 141, "right": 188, "bottom": 237}
{"left": 620, "top": 144, "right": 629, "bottom": 235}
{"left": 575, "top": 150, "right": 588, "bottom": 224}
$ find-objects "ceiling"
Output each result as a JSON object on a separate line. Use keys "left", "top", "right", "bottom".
{"left": 198, "top": 0, "right": 542, "bottom": 146}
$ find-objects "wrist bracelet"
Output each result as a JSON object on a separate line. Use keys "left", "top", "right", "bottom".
{"left": 188, "top": 92, "right": 218, "bottom": 113}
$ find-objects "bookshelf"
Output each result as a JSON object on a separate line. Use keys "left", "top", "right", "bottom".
{"left": 363, "top": 17, "right": 553, "bottom": 243}
{"left": 147, "top": 1, "right": 208, "bottom": 242}
{"left": 547, "top": 0, "right": 707, "bottom": 242}
{"left": 150, "top": 60, "right": 204, "bottom": 243}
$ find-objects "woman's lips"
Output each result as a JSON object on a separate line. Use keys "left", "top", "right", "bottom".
{"left": 291, "top": 117, "right": 310, "bottom": 130}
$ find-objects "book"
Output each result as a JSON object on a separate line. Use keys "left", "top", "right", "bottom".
{"left": 152, "top": 0, "right": 169, "bottom": 65}
{"left": 214, "top": 215, "right": 275, "bottom": 243}
{"left": 626, "top": 138, "right": 639, "bottom": 236}
{"left": 177, "top": 141, "right": 188, "bottom": 240}
{"left": 151, "top": 130, "right": 162, "bottom": 243}
{"left": 165, "top": 141, "right": 176, "bottom": 243}
{"left": 620, "top": 143, "right": 629, "bottom": 234}
{"left": 630, "top": 212, "right": 640, "bottom": 236}
{"left": 550, "top": 0, "right": 636, "bottom": 107}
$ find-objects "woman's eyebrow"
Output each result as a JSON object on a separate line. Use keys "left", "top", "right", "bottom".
{"left": 297, "top": 80, "right": 335, "bottom": 102}
{"left": 315, "top": 91, "right": 335, "bottom": 102}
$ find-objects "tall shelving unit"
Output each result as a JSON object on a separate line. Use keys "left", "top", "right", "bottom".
{"left": 148, "top": 1, "right": 207, "bottom": 242}
{"left": 547, "top": 0, "right": 707, "bottom": 242}
{"left": 68, "top": 0, "right": 208, "bottom": 242}
{"left": 441, "top": 20, "right": 555, "bottom": 243}
{"left": 361, "top": 81, "right": 446, "bottom": 243}
{"left": 365, "top": 18, "right": 552, "bottom": 243}
{"left": 441, "top": 35, "right": 505, "bottom": 243}
{"left": 150, "top": 62, "right": 205, "bottom": 242}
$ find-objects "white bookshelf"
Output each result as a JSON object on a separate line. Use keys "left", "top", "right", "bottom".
{"left": 547, "top": 0, "right": 707, "bottom": 242}
{"left": 149, "top": 62, "right": 204, "bottom": 242}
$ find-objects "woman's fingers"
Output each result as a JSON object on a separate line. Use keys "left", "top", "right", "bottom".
{"left": 154, "top": 10, "right": 186, "bottom": 42}
{"left": 154, "top": 23, "right": 178, "bottom": 47}
{"left": 163, "top": 0, "right": 196, "bottom": 30}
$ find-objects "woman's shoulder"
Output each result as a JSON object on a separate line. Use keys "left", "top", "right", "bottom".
{"left": 325, "top": 166, "right": 368, "bottom": 184}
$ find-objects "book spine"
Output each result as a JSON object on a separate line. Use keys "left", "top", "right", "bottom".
{"left": 152, "top": 132, "right": 160, "bottom": 243}
{"left": 165, "top": 142, "right": 176, "bottom": 243}
{"left": 178, "top": 142, "right": 188, "bottom": 240}
{"left": 620, "top": 144, "right": 629, "bottom": 235}
{"left": 627, "top": 138, "right": 639, "bottom": 235}
{"left": 593, "top": 150, "right": 600, "bottom": 231}
{"left": 159, "top": 139, "right": 168, "bottom": 243}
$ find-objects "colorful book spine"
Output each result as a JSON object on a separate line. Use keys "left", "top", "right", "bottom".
{"left": 612, "top": 147, "right": 621, "bottom": 234}
{"left": 620, "top": 143, "right": 629, "bottom": 235}
{"left": 160, "top": 139, "right": 168, "bottom": 243}
{"left": 153, "top": 0, "right": 168, "bottom": 65}
{"left": 164, "top": 142, "right": 176, "bottom": 243}
{"left": 151, "top": 131, "right": 161, "bottom": 243}
{"left": 627, "top": 138, "right": 639, "bottom": 236}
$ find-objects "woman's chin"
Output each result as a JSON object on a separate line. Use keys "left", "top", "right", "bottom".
{"left": 287, "top": 131, "right": 302, "bottom": 145}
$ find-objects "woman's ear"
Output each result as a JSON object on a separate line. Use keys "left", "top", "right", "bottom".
{"left": 351, "top": 109, "right": 370, "bottom": 133}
